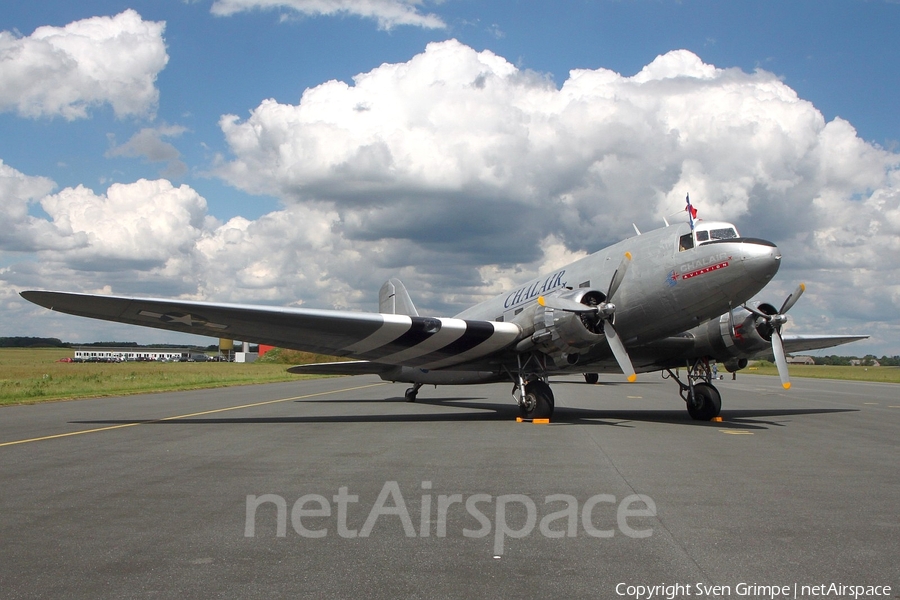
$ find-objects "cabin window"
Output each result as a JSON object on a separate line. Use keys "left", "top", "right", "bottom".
{"left": 678, "top": 233, "right": 694, "bottom": 252}
{"left": 695, "top": 230, "right": 709, "bottom": 242}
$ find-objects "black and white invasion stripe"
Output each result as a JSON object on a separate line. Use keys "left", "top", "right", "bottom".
{"left": 342, "top": 315, "right": 521, "bottom": 369}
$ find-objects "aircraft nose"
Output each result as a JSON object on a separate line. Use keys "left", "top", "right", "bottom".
{"left": 738, "top": 238, "right": 781, "bottom": 283}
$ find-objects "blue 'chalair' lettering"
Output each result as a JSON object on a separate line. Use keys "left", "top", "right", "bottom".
{"left": 504, "top": 270, "right": 567, "bottom": 309}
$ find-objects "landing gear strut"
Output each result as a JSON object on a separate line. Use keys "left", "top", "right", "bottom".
{"left": 405, "top": 383, "right": 422, "bottom": 402}
{"left": 664, "top": 359, "right": 722, "bottom": 421}
{"left": 508, "top": 353, "right": 555, "bottom": 419}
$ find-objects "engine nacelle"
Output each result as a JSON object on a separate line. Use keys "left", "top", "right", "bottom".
{"left": 690, "top": 302, "right": 780, "bottom": 369}
{"left": 512, "top": 289, "right": 606, "bottom": 367}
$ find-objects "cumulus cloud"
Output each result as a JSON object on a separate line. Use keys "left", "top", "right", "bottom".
{"left": 0, "top": 10, "right": 168, "bottom": 120}
{"left": 210, "top": 0, "right": 445, "bottom": 30}
{"left": 3, "top": 42, "right": 900, "bottom": 351}
{"left": 37, "top": 179, "right": 216, "bottom": 272}
{"left": 0, "top": 160, "right": 58, "bottom": 251}
{"left": 216, "top": 43, "right": 900, "bottom": 264}
{"left": 0, "top": 168, "right": 353, "bottom": 297}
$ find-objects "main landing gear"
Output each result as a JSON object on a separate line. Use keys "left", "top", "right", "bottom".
{"left": 664, "top": 359, "right": 722, "bottom": 421}
{"left": 508, "top": 353, "right": 555, "bottom": 420}
{"left": 405, "top": 383, "right": 422, "bottom": 402}
{"left": 513, "top": 379, "right": 555, "bottom": 420}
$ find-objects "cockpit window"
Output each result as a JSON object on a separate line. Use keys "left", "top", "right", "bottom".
{"left": 681, "top": 224, "right": 740, "bottom": 252}
{"left": 709, "top": 227, "right": 738, "bottom": 240}
{"left": 694, "top": 226, "right": 739, "bottom": 245}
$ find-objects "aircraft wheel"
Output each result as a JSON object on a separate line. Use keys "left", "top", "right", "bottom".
{"left": 686, "top": 383, "right": 721, "bottom": 421}
{"left": 583, "top": 373, "right": 599, "bottom": 384}
{"left": 520, "top": 380, "right": 554, "bottom": 419}
{"left": 405, "top": 387, "right": 418, "bottom": 402}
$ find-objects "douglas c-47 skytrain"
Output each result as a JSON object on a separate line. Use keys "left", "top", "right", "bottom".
{"left": 22, "top": 212, "right": 866, "bottom": 421}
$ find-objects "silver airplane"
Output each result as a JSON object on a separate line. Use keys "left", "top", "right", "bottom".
{"left": 20, "top": 219, "right": 865, "bottom": 421}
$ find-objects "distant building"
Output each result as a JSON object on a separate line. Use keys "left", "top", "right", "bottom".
{"left": 850, "top": 359, "right": 881, "bottom": 367}
{"left": 786, "top": 356, "right": 816, "bottom": 365}
{"left": 73, "top": 347, "right": 209, "bottom": 362}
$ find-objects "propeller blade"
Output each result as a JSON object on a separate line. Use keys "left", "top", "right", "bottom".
{"left": 602, "top": 320, "right": 636, "bottom": 382}
{"left": 779, "top": 283, "right": 806, "bottom": 315}
{"left": 771, "top": 330, "right": 791, "bottom": 389}
{"left": 537, "top": 295, "right": 598, "bottom": 314}
{"left": 606, "top": 252, "right": 632, "bottom": 301}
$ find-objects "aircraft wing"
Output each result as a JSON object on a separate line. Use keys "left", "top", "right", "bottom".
{"left": 20, "top": 291, "right": 522, "bottom": 370}
{"left": 287, "top": 361, "right": 397, "bottom": 376}
{"left": 779, "top": 334, "right": 870, "bottom": 354}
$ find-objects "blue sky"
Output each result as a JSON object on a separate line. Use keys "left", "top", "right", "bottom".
{"left": 2, "top": 0, "right": 899, "bottom": 356}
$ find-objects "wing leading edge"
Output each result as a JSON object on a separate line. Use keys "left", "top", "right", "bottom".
{"left": 20, "top": 291, "right": 521, "bottom": 370}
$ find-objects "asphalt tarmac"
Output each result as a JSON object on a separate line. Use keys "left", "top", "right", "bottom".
{"left": 0, "top": 373, "right": 897, "bottom": 599}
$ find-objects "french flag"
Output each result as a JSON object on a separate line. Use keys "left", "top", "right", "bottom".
{"left": 685, "top": 194, "right": 697, "bottom": 229}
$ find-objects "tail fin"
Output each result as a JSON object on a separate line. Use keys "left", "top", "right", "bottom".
{"left": 379, "top": 278, "right": 419, "bottom": 316}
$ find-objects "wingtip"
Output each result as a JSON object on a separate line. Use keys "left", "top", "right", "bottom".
{"left": 19, "top": 290, "right": 51, "bottom": 308}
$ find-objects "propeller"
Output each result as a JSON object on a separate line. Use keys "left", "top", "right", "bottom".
{"left": 742, "top": 283, "right": 806, "bottom": 389}
{"left": 539, "top": 252, "right": 636, "bottom": 382}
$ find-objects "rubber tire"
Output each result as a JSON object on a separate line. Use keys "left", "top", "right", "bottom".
{"left": 405, "top": 387, "right": 418, "bottom": 403}
{"left": 686, "top": 383, "right": 722, "bottom": 421}
{"left": 520, "top": 380, "right": 554, "bottom": 419}
{"left": 583, "top": 373, "right": 599, "bottom": 384}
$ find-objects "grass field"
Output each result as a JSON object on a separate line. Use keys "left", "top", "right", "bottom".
{"left": 0, "top": 348, "right": 304, "bottom": 405}
{"left": 745, "top": 361, "right": 900, "bottom": 383}
{"left": 1, "top": 348, "right": 897, "bottom": 406}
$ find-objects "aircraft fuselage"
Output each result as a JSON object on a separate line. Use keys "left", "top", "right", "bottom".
{"left": 454, "top": 221, "right": 781, "bottom": 371}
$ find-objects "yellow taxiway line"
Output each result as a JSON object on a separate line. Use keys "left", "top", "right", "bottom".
{"left": 0, "top": 382, "right": 388, "bottom": 448}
